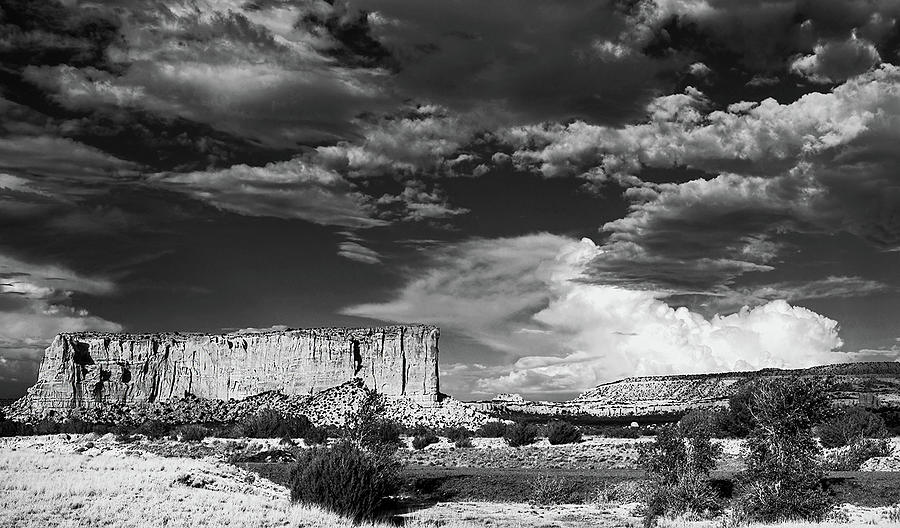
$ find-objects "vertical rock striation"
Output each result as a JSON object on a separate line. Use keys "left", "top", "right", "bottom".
{"left": 24, "top": 325, "right": 439, "bottom": 413}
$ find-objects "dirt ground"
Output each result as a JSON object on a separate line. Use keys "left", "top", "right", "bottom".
{"left": 396, "top": 436, "right": 748, "bottom": 471}
{"left": 5, "top": 434, "right": 900, "bottom": 528}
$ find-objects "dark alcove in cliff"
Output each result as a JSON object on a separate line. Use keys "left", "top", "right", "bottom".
{"left": 72, "top": 341, "right": 94, "bottom": 366}
{"left": 351, "top": 339, "right": 363, "bottom": 375}
{"left": 120, "top": 364, "right": 132, "bottom": 383}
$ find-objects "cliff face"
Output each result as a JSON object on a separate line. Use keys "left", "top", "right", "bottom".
{"left": 25, "top": 325, "right": 439, "bottom": 413}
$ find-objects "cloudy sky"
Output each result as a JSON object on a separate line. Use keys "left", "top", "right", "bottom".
{"left": 2, "top": 0, "right": 900, "bottom": 401}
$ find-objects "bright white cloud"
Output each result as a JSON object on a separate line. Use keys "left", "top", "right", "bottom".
{"left": 316, "top": 105, "right": 492, "bottom": 177}
{"left": 790, "top": 35, "right": 882, "bottom": 83}
{"left": 345, "top": 234, "right": 850, "bottom": 395}
{"left": 507, "top": 65, "right": 900, "bottom": 179}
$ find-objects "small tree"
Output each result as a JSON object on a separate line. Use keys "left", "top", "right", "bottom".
{"left": 504, "top": 421, "right": 538, "bottom": 447}
{"left": 736, "top": 377, "right": 834, "bottom": 523}
{"left": 476, "top": 421, "right": 508, "bottom": 438}
{"left": 819, "top": 406, "right": 888, "bottom": 448}
{"left": 547, "top": 421, "right": 582, "bottom": 445}
{"left": 720, "top": 383, "right": 756, "bottom": 437}
{"left": 241, "top": 410, "right": 312, "bottom": 438}
{"left": 344, "top": 393, "right": 403, "bottom": 451}
{"left": 639, "top": 423, "right": 722, "bottom": 527}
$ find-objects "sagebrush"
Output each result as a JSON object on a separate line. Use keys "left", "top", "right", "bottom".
{"left": 503, "top": 421, "right": 538, "bottom": 447}
{"left": 289, "top": 440, "right": 400, "bottom": 523}
{"left": 547, "top": 421, "right": 582, "bottom": 445}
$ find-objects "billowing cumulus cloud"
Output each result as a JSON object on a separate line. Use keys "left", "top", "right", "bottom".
{"left": 507, "top": 66, "right": 900, "bottom": 179}
{"left": 504, "top": 66, "right": 900, "bottom": 256}
{"left": 315, "top": 105, "right": 492, "bottom": 177}
{"left": 376, "top": 180, "right": 469, "bottom": 222}
{"left": 790, "top": 35, "right": 882, "bottom": 83}
{"left": 346, "top": 234, "right": 851, "bottom": 395}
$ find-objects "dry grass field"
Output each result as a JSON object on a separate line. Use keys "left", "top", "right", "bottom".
{"left": 2, "top": 434, "right": 900, "bottom": 528}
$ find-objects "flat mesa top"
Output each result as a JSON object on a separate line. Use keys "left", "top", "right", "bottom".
{"left": 58, "top": 324, "right": 438, "bottom": 340}
{"left": 587, "top": 361, "right": 900, "bottom": 388}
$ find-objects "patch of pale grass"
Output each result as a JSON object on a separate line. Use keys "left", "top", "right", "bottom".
{"left": 0, "top": 436, "right": 480, "bottom": 528}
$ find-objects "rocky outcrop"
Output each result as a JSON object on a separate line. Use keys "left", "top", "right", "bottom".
{"left": 22, "top": 325, "right": 440, "bottom": 414}
{"left": 12, "top": 379, "right": 491, "bottom": 430}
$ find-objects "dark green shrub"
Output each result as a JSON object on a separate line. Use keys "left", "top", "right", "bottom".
{"left": 476, "top": 421, "right": 507, "bottom": 438}
{"left": 720, "top": 383, "right": 757, "bottom": 438}
{"left": 825, "top": 438, "right": 892, "bottom": 471}
{"left": 442, "top": 426, "right": 471, "bottom": 443}
{"left": 215, "top": 423, "right": 246, "bottom": 438}
{"left": 289, "top": 440, "right": 400, "bottom": 523}
{"left": 639, "top": 424, "right": 722, "bottom": 527}
{"left": 411, "top": 432, "right": 439, "bottom": 450}
{"left": 735, "top": 377, "right": 833, "bottom": 523}
{"left": 0, "top": 416, "right": 24, "bottom": 437}
{"left": 503, "top": 421, "right": 538, "bottom": 447}
{"left": 241, "top": 410, "right": 312, "bottom": 438}
{"left": 547, "top": 421, "right": 582, "bottom": 445}
{"left": 454, "top": 436, "right": 473, "bottom": 448}
{"left": 819, "top": 406, "right": 888, "bottom": 448}
{"left": 32, "top": 419, "right": 60, "bottom": 435}
{"left": 303, "top": 426, "right": 329, "bottom": 445}
{"left": 60, "top": 417, "right": 95, "bottom": 434}
{"left": 177, "top": 424, "right": 209, "bottom": 442}
{"left": 136, "top": 419, "right": 170, "bottom": 439}
{"left": 678, "top": 408, "right": 726, "bottom": 438}
{"left": 91, "top": 423, "right": 111, "bottom": 435}
{"left": 408, "top": 424, "right": 433, "bottom": 437}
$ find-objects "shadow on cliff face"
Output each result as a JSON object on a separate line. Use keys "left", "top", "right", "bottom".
{"left": 72, "top": 342, "right": 94, "bottom": 366}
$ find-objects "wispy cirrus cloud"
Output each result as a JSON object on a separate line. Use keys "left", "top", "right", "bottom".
{"left": 152, "top": 160, "right": 386, "bottom": 228}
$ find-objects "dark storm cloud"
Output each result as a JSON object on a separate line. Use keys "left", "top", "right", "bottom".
{"left": 637, "top": 0, "right": 900, "bottom": 75}
{"left": 359, "top": 0, "right": 684, "bottom": 124}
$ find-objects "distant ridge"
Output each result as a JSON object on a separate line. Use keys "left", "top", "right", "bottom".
{"left": 572, "top": 361, "right": 900, "bottom": 414}
{"left": 587, "top": 361, "right": 900, "bottom": 387}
